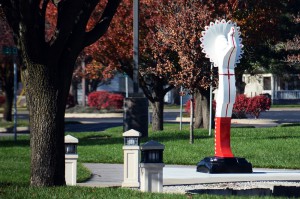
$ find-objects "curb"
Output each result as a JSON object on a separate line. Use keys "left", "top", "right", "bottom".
{"left": 175, "top": 117, "right": 278, "bottom": 127}
{"left": 65, "top": 113, "right": 123, "bottom": 118}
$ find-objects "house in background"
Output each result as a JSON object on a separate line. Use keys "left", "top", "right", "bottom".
{"left": 243, "top": 73, "right": 300, "bottom": 104}
{"left": 77, "top": 72, "right": 191, "bottom": 105}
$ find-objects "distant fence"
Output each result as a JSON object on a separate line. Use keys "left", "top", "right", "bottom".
{"left": 273, "top": 90, "right": 300, "bottom": 104}
{"left": 275, "top": 90, "right": 300, "bottom": 99}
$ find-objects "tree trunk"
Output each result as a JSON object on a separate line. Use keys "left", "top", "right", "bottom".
{"left": 3, "top": 85, "right": 13, "bottom": 121}
{"left": 194, "top": 89, "right": 211, "bottom": 129}
{"left": 71, "top": 80, "right": 78, "bottom": 105}
{"left": 190, "top": 97, "right": 194, "bottom": 144}
{"left": 201, "top": 93, "right": 210, "bottom": 129}
{"left": 235, "top": 73, "right": 246, "bottom": 94}
{"left": 151, "top": 99, "right": 164, "bottom": 131}
{"left": 22, "top": 63, "right": 69, "bottom": 186}
{"left": 194, "top": 90, "right": 203, "bottom": 128}
{"left": 140, "top": 77, "right": 171, "bottom": 132}
{"left": 1, "top": 58, "right": 14, "bottom": 121}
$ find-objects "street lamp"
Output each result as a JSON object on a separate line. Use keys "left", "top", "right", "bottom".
{"left": 140, "top": 140, "right": 164, "bottom": 163}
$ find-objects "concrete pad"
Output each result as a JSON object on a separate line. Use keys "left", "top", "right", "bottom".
{"left": 80, "top": 163, "right": 300, "bottom": 187}
{"left": 163, "top": 166, "right": 300, "bottom": 185}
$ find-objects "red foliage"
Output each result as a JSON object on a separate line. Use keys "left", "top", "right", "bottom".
{"left": 107, "top": 94, "right": 124, "bottom": 109}
{"left": 246, "top": 95, "right": 271, "bottom": 119}
{"left": 233, "top": 94, "right": 271, "bottom": 119}
{"left": 88, "top": 91, "right": 124, "bottom": 110}
{"left": 184, "top": 99, "right": 194, "bottom": 114}
{"left": 232, "top": 94, "right": 249, "bottom": 118}
{"left": 0, "top": 96, "right": 5, "bottom": 106}
{"left": 185, "top": 94, "right": 271, "bottom": 119}
{"left": 88, "top": 91, "right": 110, "bottom": 110}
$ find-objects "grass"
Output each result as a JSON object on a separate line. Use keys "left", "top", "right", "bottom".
{"left": 0, "top": 107, "right": 28, "bottom": 113}
{"left": 0, "top": 136, "right": 90, "bottom": 185}
{"left": 0, "top": 119, "right": 29, "bottom": 128}
{"left": 69, "top": 124, "right": 300, "bottom": 169}
{"left": 0, "top": 124, "right": 299, "bottom": 198}
{"left": 2, "top": 185, "right": 281, "bottom": 199}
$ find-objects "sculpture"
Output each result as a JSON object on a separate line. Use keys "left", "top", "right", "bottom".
{"left": 200, "top": 19, "right": 243, "bottom": 157}
{"left": 197, "top": 19, "right": 252, "bottom": 173}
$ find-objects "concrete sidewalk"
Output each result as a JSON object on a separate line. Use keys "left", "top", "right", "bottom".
{"left": 78, "top": 163, "right": 300, "bottom": 187}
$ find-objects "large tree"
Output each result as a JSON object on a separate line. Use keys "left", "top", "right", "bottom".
{"left": 1, "top": 0, "right": 121, "bottom": 186}
{"left": 86, "top": 0, "right": 176, "bottom": 131}
{"left": 230, "top": 0, "right": 299, "bottom": 89}
{"left": 151, "top": 0, "right": 216, "bottom": 141}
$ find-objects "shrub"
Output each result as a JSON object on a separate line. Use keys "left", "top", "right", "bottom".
{"left": 246, "top": 95, "right": 271, "bottom": 119}
{"left": 0, "top": 96, "right": 5, "bottom": 106}
{"left": 184, "top": 99, "right": 194, "bottom": 114}
{"left": 106, "top": 93, "right": 124, "bottom": 109}
{"left": 232, "top": 94, "right": 249, "bottom": 118}
{"left": 185, "top": 94, "right": 271, "bottom": 119}
{"left": 87, "top": 91, "right": 124, "bottom": 110}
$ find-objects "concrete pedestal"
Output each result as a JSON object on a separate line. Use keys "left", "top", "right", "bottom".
{"left": 65, "top": 154, "right": 78, "bottom": 185}
{"left": 122, "top": 145, "right": 140, "bottom": 187}
{"left": 140, "top": 163, "right": 165, "bottom": 192}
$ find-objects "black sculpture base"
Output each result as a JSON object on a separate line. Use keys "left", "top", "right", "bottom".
{"left": 197, "top": 157, "right": 253, "bottom": 173}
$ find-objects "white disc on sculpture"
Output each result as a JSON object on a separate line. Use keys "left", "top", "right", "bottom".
{"left": 200, "top": 19, "right": 243, "bottom": 67}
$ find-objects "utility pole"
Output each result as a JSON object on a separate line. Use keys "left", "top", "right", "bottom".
{"left": 123, "top": 0, "right": 149, "bottom": 138}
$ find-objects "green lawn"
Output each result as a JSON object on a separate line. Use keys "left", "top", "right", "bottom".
{"left": 0, "top": 124, "right": 298, "bottom": 198}
{"left": 72, "top": 124, "right": 300, "bottom": 169}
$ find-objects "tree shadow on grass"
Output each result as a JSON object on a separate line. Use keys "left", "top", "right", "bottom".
{"left": 78, "top": 131, "right": 211, "bottom": 147}
{"left": 0, "top": 182, "right": 29, "bottom": 188}
{"left": 145, "top": 134, "right": 211, "bottom": 143}
{"left": 260, "top": 135, "right": 300, "bottom": 140}
{"left": 65, "top": 123, "right": 122, "bottom": 133}
{"left": 0, "top": 139, "right": 29, "bottom": 147}
{"left": 278, "top": 123, "right": 300, "bottom": 127}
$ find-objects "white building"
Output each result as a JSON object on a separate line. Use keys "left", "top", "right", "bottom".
{"left": 243, "top": 73, "right": 300, "bottom": 104}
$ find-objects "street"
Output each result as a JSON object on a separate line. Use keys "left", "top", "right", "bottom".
{"left": 1, "top": 108, "right": 300, "bottom": 135}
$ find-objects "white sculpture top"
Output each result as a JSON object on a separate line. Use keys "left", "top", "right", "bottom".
{"left": 200, "top": 19, "right": 243, "bottom": 68}
{"left": 200, "top": 19, "right": 243, "bottom": 118}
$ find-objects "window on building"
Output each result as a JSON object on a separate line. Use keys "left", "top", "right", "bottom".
{"left": 263, "top": 77, "right": 271, "bottom": 90}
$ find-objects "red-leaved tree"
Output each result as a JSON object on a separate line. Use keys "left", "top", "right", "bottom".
{"left": 85, "top": 0, "right": 176, "bottom": 131}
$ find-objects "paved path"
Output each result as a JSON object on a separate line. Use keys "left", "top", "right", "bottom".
{"left": 78, "top": 163, "right": 300, "bottom": 187}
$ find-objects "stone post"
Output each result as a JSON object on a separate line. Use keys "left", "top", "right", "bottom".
{"left": 65, "top": 135, "right": 79, "bottom": 186}
{"left": 140, "top": 140, "right": 165, "bottom": 192}
{"left": 122, "top": 129, "right": 141, "bottom": 187}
